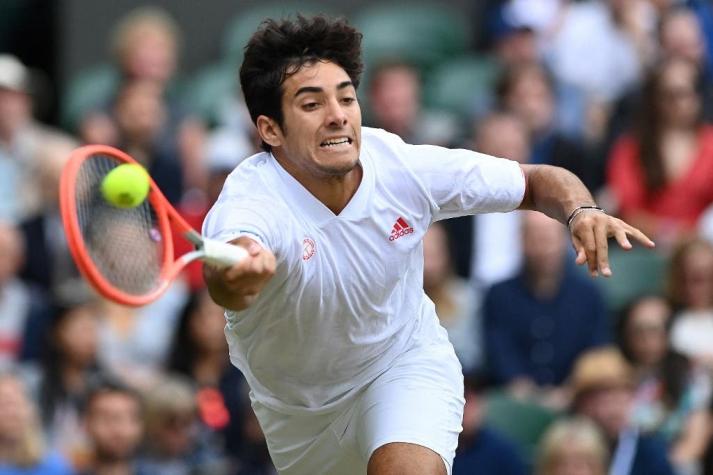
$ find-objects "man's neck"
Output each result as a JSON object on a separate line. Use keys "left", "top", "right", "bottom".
{"left": 273, "top": 152, "right": 363, "bottom": 215}
{"left": 525, "top": 268, "right": 563, "bottom": 300}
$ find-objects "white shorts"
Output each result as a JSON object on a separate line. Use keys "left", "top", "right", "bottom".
{"left": 251, "top": 331, "right": 465, "bottom": 475}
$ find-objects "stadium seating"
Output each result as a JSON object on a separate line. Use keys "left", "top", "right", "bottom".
{"left": 484, "top": 390, "right": 560, "bottom": 463}
{"left": 423, "top": 54, "right": 501, "bottom": 120}
{"left": 353, "top": 3, "right": 471, "bottom": 73}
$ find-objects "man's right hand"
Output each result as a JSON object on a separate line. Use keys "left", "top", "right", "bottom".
{"left": 204, "top": 236, "right": 276, "bottom": 311}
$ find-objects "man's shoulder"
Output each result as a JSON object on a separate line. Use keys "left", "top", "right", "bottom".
{"left": 486, "top": 274, "right": 525, "bottom": 297}
{"left": 361, "top": 127, "right": 407, "bottom": 157}
{"left": 221, "top": 152, "right": 277, "bottom": 197}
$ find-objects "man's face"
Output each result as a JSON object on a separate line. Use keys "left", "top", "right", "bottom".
{"left": 521, "top": 211, "right": 566, "bottom": 277}
{"left": 369, "top": 66, "right": 419, "bottom": 135}
{"left": 85, "top": 392, "right": 143, "bottom": 461}
{"left": 266, "top": 60, "right": 361, "bottom": 179}
{"left": 577, "top": 387, "right": 632, "bottom": 440}
{"left": 0, "top": 88, "right": 31, "bottom": 137}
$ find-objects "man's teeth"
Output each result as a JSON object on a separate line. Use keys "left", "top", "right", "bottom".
{"left": 321, "top": 138, "right": 350, "bottom": 147}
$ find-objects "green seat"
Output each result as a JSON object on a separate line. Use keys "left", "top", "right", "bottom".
{"left": 484, "top": 390, "right": 560, "bottom": 463}
{"left": 222, "top": 2, "right": 340, "bottom": 64}
{"left": 181, "top": 62, "right": 239, "bottom": 127}
{"left": 423, "top": 55, "right": 501, "bottom": 120}
{"left": 594, "top": 245, "right": 668, "bottom": 313}
{"left": 353, "top": 3, "right": 471, "bottom": 72}
{"left": 61, "top": 64, "right": 119, "bottom": 132}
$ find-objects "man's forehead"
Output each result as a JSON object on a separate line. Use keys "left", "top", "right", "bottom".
{"left": 283, "top": 60, "right": 352, "bottom": 91}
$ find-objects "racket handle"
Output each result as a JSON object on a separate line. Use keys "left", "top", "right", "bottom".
{"left": 202, "top": 239, "right": 249, "bottom": 267}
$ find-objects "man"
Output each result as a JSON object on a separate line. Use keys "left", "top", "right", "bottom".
{"left": 483, "top": 211, "right": 610, "bottom": 407}
{"left": 366, "top": 60, "right": 457, "bottom": 146}
{"left": 203, "top": 15, "right": 653, "bottom": 475}
{"left": 80, "top": 378, "right": 145, "bottom": 475}
{"left": 570, "top": 347, "right": 676, "bottom": 475}
{"left": 0, "top": 55, "right": 72, "bottom": 223}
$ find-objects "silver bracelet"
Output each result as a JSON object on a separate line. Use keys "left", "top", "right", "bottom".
{"left": 566, "top": 205, "right": 604, "bottom": 228}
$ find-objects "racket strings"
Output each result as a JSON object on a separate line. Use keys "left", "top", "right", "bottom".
{"left": 75, "top": 155, "right": 164, "bottom": 296}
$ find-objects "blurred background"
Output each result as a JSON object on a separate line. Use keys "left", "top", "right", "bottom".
{"left": 2, "top": 0, "right": 713, "bottom": 474}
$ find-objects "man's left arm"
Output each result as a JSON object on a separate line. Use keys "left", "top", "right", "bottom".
{"left": 518, "top": 164, "right": 655, "bottom": 277}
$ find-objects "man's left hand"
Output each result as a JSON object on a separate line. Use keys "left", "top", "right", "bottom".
{"left": 569, "top": 211, "right": 655, "bottom": 277}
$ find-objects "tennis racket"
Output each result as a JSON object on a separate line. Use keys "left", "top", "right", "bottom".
{"left": 59, "top": 144, "right": 247, "bottom": 307}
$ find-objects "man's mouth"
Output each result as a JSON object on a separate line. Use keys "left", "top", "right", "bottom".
{"left": 320, "top": 137, "right": 353, "bottom": 148}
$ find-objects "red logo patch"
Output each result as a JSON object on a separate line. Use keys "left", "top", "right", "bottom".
{"left": 303, "top": 238, "right": 316, "bottom": 260}
{"left": 389, "top": 217, "right": 414, "bottom": 241}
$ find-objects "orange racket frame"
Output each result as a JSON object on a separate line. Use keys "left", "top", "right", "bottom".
{"left": 60, "top": 144, "right": 244, "bottom": 307}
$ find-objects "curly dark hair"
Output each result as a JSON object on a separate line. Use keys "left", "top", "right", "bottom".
{"left": 239, "top": 15, "right": 364, "bottom": 152}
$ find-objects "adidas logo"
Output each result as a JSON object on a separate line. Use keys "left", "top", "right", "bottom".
{"left": 389, "top": 217, "right": 414, "bottom": 241}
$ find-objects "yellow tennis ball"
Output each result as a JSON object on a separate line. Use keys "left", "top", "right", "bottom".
{"left": 100, "top": 163, "right": 150, "bottom": 208}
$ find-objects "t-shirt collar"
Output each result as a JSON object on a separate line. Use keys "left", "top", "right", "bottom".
{"left": 268, "top": 150, "right": 373, "bottom": 227}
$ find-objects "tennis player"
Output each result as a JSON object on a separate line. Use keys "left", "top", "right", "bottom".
{"left": 202, "top": 15, "right": 654, "bottom": 475}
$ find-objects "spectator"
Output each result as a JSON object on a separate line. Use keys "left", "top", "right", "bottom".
{"left": 79, "top": 378, "right": 144, "bottom": 475}
{"left": 78, "top": 7, "right": 207, "bottom": 202}
{"left": 494, "top": 63, "right": 600, "bottom": 191}
{"left": 166, "top": 289, "right": 249, "bottom": 460}
{"left": 570, "top": 347, "right": 676, "bottom": 475}
{"left": 667, "top": 238, "right": 713, "bottom": 368}
{"left": 110, "top": 79, "right": 186, "bottom": 205}
{"left": 0, "top": 371, "right": 74, "bottom": 475}
{"left": 607, "top": 57, "right": 713, "bottom": 249}
{"left": 138, "top": 374, "right": 229, "bottom": 475}
{"left": 448, "top": 111, "right": 527, "bottom": 286}
{"left": 487, "top": 3, "right": 543, "bottom": 68}
{"left": 365, "top": 60, "right": 458, "bottom": 146}
{"left": 484, "top": 211, "right": 609, "bottom": 408}
{"left": 544, "top": 0, "right": 651, "bottom": 105}
{"left": 423, "top": 222, "right": 480, "bottom": 373}
{"left": 18, "top": 135, "right": 87, "bottom": 306}
{"left": 659, "top": 6, "right": 710, "bottom": 76}
{"left": 617, "top": 294, "right": 711, "bottom": 473}
{"left": 0, "top": 55, "right": 73, "bottom": 223}
{"left": 28, "top": 302, "right": 105, "bottom": 465}
{"left": 96, "top": 284, "right": 188, "bottom": 390}
{"left": 0, "top": 222, "right": 36, "bottom": 367}
{"left": 535, "top": 417, "right": 609, "bottom": 475}
{"left": 452, "top": 376, "right": 528, "bottom": 475}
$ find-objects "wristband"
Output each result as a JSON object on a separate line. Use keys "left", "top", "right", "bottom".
{"left": 567, "top": 205, "right": 604, "bottom": 228}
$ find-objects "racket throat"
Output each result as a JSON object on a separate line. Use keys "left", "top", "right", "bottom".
{"left": 184, "top": 229, "right": 204, "bottom": 248}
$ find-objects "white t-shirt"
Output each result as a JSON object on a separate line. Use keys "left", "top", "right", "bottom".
{"left": 203, "top": 127, "right": 525, "bottom": 414}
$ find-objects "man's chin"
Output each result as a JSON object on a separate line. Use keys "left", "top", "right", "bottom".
{"left": 317, "top": 158, "right": 360, "bottom": 177}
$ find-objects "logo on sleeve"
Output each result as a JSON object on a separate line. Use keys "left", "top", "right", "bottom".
{"left": 389, "top": 217, "right": 414, "bottom": 241}
{"left": 303, "top": 237, "right": 316, "bottom": 260}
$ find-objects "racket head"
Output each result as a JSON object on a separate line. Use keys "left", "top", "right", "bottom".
{"left": 59, "top": 144, "right": 178, "bottom": 307}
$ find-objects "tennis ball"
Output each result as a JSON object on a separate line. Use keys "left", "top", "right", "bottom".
{"left": 101, "top": 163, "right": 150, "bottom": 208}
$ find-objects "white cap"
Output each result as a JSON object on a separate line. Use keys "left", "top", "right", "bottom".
{"left": 0, "top": 54, "right": 29, "bottom": 92}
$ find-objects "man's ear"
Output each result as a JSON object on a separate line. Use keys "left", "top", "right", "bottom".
{"left": 256, "top": 115, "right": 283, "bottom": 148}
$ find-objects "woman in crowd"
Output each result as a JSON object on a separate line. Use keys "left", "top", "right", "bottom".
{"left": 667, "top": 238, "right": 713, "bottom": 368}
{"left": 607, "top": 57, "right": 713, "bottom": 249}
{"left": 618, "top": 294, "right": 711, "bottom": 472}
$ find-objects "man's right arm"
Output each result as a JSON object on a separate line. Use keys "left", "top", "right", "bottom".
{"left": 203, "top": 236, "right": 276, "bottom": 312}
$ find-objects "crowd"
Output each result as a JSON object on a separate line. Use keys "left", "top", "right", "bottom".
{"left": 2, "top": 0, "right": 713, "bottom": 474}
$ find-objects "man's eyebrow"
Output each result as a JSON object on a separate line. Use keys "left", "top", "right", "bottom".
{"left": 294, "top": 81, "right": 354, "bottom": 97}
{"left": 294, "top": 86, "right": 323, "bottom": 97}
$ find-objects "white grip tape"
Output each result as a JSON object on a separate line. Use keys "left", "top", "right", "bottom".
{"left": 202, "top": 239, "right": 249, "bottom": 267}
